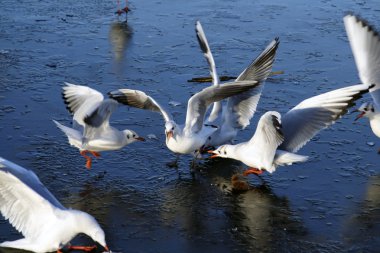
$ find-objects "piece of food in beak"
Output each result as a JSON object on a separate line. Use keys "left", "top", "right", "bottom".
{"left": 207, "top": 150, "right": 218, "bottom": 158}
{"left": 135, "top": 136, "right": 146, "bottom": 141}
{"left": 355, "top": 111, "right": 365, "bottom": 121}
{"left": 166, "top": 131, "right": 173, "bottom": 140}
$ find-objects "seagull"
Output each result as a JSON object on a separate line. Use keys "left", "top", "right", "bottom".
{"left": 195, "top": 21, "right": 280, "bottom": 148}
{"left": 54, "top": 82, "right": 145, "bottom": 169}
{"left": 116, "top": 0, "right": 130, "bottom": 16}
{"left": 108, "top": 23, "right": 278, "bottom": 162}
{"left": 109, "top": 81, "right": 261, "bottom": 159}
{"left": 0, "top": 157, "right": 109, "bottom": 253}
{"left": 209, "top": 84, "right": 371, "bottom": 175}
{"left": 344, "top": 14, "right": 380, "bottom": 152}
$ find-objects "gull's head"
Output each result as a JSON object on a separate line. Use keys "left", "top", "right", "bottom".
{"left": 76, "top": 211, "right": 109, "bottom": 252}
{"left": 123, "top": 130, "right": 145, "bottom": 143}
{"left": 208, "top": 145, "right": 230, "bottom": 159}
{"left": 165, "top": 121, "right": 177, "bottom": 140}
{"left": 355, "top": 102, "right": 375, "bottom": 120}
{"left": 91, "top": 228, "right": 109, "bottom": 252}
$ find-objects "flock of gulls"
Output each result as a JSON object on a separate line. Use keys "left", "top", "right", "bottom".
{"left": 0, "top": 13, "right": 379, "bottom": 253}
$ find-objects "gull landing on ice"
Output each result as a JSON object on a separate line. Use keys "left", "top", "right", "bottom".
{"left": 195, "top": 21, "right": 280, "bottom": 149}
{"left": 54, "top": 82, "right": 145, "bottom": 169}
{"left": 209, "top": 84, "right": 371, "bottom": 176}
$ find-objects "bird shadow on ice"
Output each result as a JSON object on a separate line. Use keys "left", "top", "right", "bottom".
{"left": 158, "top": 157, "right": 308, "bottom": 252}
{"left": 341, "top": 174, "right": 380, "bottom": 250}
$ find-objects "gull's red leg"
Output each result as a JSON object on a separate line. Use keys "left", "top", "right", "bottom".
{"left": 89, "top": 151, "right": 101, "bottom": 158}
{"left": 80, "top": 150, "right": 92, "bottom": 169}
{"left": 243, "top": 167, "right": 264, "bottom": 176}
{"left": 116, "top": 0, "right": 123, "bottom": 15}
{"left": 68, "top": 245, "right": 97, "bottom": 252}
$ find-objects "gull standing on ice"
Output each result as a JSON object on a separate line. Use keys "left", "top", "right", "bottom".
{"left": 344, "top": 14, "right": 380, "bottom": 152}
{"left": 195, "top": 21, "right": 279, "bottom": 148}
{"left": 54, "top": 82, "right": 145, "bottom": 169}
{"left": 0, "top": 157, "right": 109, "bottom": 253}
{"left": 209, "top": 84, "right": 371, "bottom": 175}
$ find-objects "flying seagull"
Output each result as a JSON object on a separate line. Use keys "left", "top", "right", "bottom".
{"left": 195, "top": 20, "right": 279, "bottom": 148}
{"left": 54, "top": 82, "right": 145, "bottom": 169}
{"left": 344, "top": 14, "right": 380, "bottom": 153}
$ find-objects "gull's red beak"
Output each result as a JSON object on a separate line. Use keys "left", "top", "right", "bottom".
{"left": 135, "top": 136, "right": 146, "bottom": 142}
{"left": 166, "top": 131, "right": 173, "bottom": 140}
{"left": 208, "top": 150, "right": 219, "bottom": 158}
{"left": 354, "top": 111, "right": 365, "bottom": 121}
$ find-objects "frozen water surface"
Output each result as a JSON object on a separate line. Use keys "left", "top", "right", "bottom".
{"left": 0, "top": 0, "right": 379, "bottom": 252}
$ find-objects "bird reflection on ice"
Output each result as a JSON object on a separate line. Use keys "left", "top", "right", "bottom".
{"left": 109, "top": 21, "right": 132, "bottom": 63}
{"left": 158, "top": 160, "right": 306, "bottom": 252}
{"left": 343, "top": 174, "right": 380, "bottom": 249}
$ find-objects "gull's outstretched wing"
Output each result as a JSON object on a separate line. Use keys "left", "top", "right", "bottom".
{"left": 224, "top": 38, "right": 280, "bottom": 129}
{"left": 185, "top": 80, "right": 260, "bottom": 133}
{"left": 0, "top": 157, "right": 65, "bottom": 240}
{"left": 279, "top": 84, "right": 370, "bottom": 152}
{"left": 83, "top": 99, "right": 119, "bottom": 128}
{"left": 108, "top": 89, "right": 172, "bottom": 123}
{"left": 236, "top": 37, "right": 280, "bottom": 82}
{"left": 196, "top": 21, "right": 222, "bottom": 123}
{"left": 196, "top": 21, "right": 219, "bottom": 87}
{"left": 62, "top": 82, "right": 104, "bottom": 128}
{"left": 344, "top": 14, "right": 380, "bottom": 108}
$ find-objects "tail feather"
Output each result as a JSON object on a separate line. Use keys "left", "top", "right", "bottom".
{"left": 269, "top": 150, "right": 308, "bottom": 173}
{"left": 53, "top": 120, "right": 82, "bottom": 144}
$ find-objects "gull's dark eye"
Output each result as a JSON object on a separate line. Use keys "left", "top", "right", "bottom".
{"left": 218, "top": 150, "right": 221, "bottom": 154}
{"left": 364, "top": 107, "right": 368, "bottom": 111}
{"left": 371, "top": 108, "right": 375, "bottom": 112}
{"left": 127, "top": 135, "right": 130, "bottom": 139}
{"left": 171, "top": 127, "right": 174, "bottom": 131}
{"left": 133, "top": 134, "right": 136, "bottom": 137}
{"left": 224, "top": 151, "right": 227, "bottom": 155}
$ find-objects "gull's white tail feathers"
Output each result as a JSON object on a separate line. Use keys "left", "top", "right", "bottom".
{"left": 270, "top": 150, "right": 308, "bottom": 173}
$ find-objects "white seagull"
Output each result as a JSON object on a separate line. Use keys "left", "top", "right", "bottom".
{"left": 108, "top": 23, "right": 278, "bottom": 161}
{"left": 209, "top": 84, "right": 371, "bottom": 175}
{"left": 344, "top": 14, "right": 380, "bottom": 152}
{"left": 108, "top": 81, "right": 261, "bottom": 159}
{"left": 54, "top": 82, "right": 145, "bottom": 169}
{"left": 0, "top": 157, "right": 109, "bottom": 253}
{"left": 109, "top": 81, "right": 259, "bottom": 158}
{"left": 195, "top": 21, "right": 279, "bottom": 148}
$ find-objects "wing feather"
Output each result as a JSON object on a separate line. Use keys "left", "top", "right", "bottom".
{"left": 108, "top": 89, "right": 172, "bottom": 122}
{"left": 248, "top": 112, "right": 284, "bottom": 169}
{"left": 185, "top": 81, "right": 260, "bottom": 133}
{"left": 280, "top": 84, "right": 370, "bottom": 152}
{"left": 0, "top": 157, "right": 64, "bottom": 240}
{"left": 344, "top": 14, "right": 380, "bottom": 92}
{"left": 195, "top": 21, "right": 222, "bottom": 123}
{"left": 62, "top": 82, "right": 104, "bottom": 128}
{"left": 223, "top": 38, "right": 280, "bottom": 129}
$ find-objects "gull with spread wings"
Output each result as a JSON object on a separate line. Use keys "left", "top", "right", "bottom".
{"left": 209, "top": 84, "right": 371, "bottom": 175}
{"left": 54, "top": 82, "right": 145, "bottom": 169}
{"left": 344, "top": 14, "right": 380, "bottom": 153}
{"left": 0, "top": 157, "right": 109, "bottom": 253}
{"left": 108, "top": 22, "right": 278, "bottom": 164}
{"left": 195, "top": 21, "right": 279, "bottom": 149}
